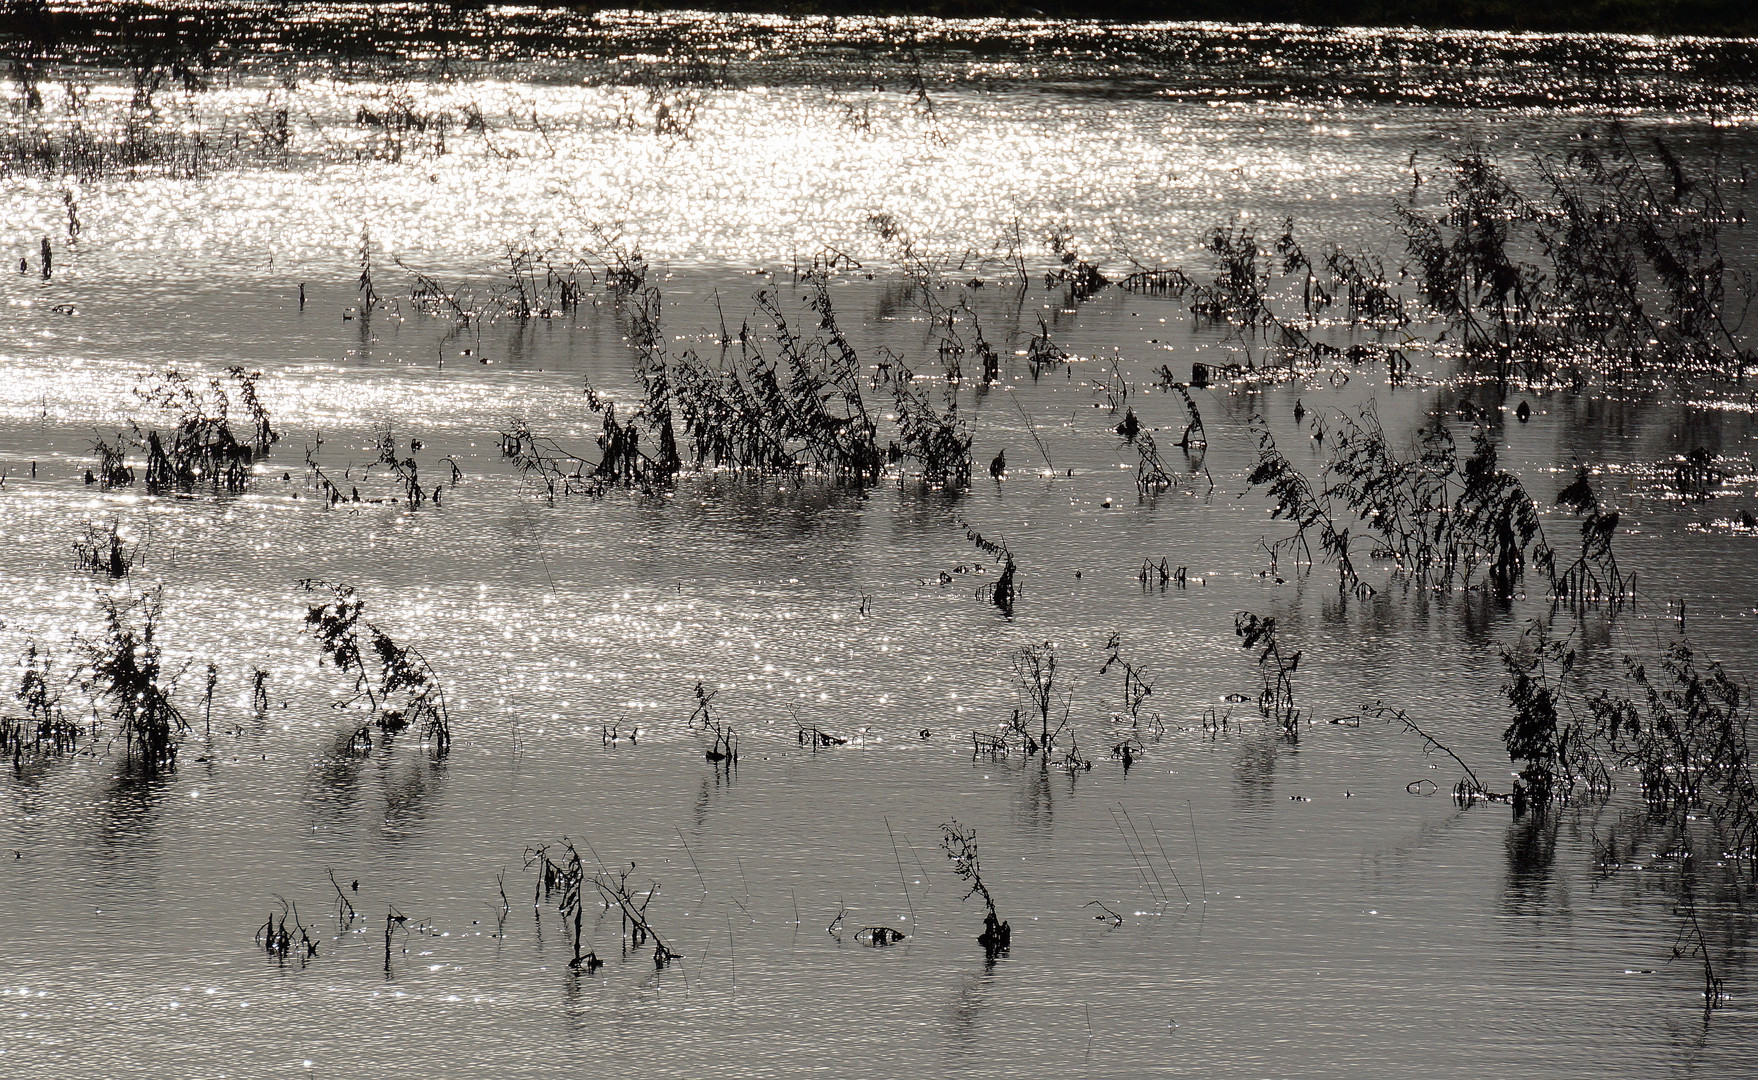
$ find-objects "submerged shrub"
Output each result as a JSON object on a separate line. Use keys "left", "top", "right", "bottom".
{"left": 1396, "top": 137, "right": 1755, "bottom": 379}
{"left": 1499, "top": 621, "right": 1610, "bottom": 810}
{"left": 1235, "top": 611, "right": 1300, "bottom": 740}
{"left": 138, "top": 366, "right": 278, "bottom": 494}
{"left": 1552, "top": 466, "right": 1632, "bottom": 605}
{"left": 76, "top": 590, "right": 186, "bottom": 767}
{"left": 1248, "top": 403, "right": 1589, "bottom": 601}
{"left": 1245, "top": 416, "right": 1358, "bottom": 589}
{"left": 885, "top": 359, "right": 972, "bottom": 487}
{"left": 525, "top": 841, "right": 602, "bottom": 972}
{"left": 643, "top": 284, "right": 886, "bottom": 481}
{"left": 1499, "top": 619, "right": 1758, "bottom": 876}
{"left": 506, "top": 283, "right": 972, "bottom": 496}
{"left": 1190, "top": 226, "right": 1268, "bottom": 326}
{"left": 1599, "top": 643, "right": 1757, "bottom": 865}
{"left": 89, "top": 437, "right": 134, "bottom": 488}
{"left": 1012, "top": 641, "right": 1066, "bottom": 756}
{"left": 1100, "top": 632, "right": 1162, "bottom": 739}
{"left": 90, "top": 367, "right": 279, "bottom": 496}
{"left": 299, "top": 580, "right": 450, "bottom": 752}
{"left": 72, "top": 520, "right": 134, "bottom": 577}
{"left": 2, "top": 642, "right": 80, "bottom": 760}
{"left": 940, "top": 820, "right": 1010, "bottom": 958}
{"left": 1452, "top": 427, "right": 1553, "bottom": 595}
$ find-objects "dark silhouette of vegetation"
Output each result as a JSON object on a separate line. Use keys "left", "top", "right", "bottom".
{"left": 72, "top": 520, "right": 133, "bottom": 577}
{"left": 2, "top": 642, "right": 79, "bottom": 762}
{"left": 596, "top": 861, "right": 682, "bottom": 968}
{"left": 1100, "top": 632, "right": 1163, "bottom": 742}
{"left": 1395, "top": 138, "right": 1754, "bottom": 381}
{"left": 1360, "top": 702, "right": 1508, "bottom": 803}
{"left": 1499, "top": 624, "right": 1612, "bottom": 809}
{"left": 1235, "top": 611, "right": 1300, "bottom": 740}
{"left": 1552, "top": 466, "right": 1632, "bottom": 605}
{"left": 526, "top": 841, "right": 603, "bottom": 972}
{"left": 536, "top": 843, "right": 683, "bottom": 970}
{"left": 940, "top": 820, "right": 1009, "bottom": 959}
{"left": 367, "top": 425, "right": 449, "bottom": 509}
{"left": 87, "top": 367, "right": 278, "bottom": 497}
{"left": 798, "top": 723, "right": 848, "bottom": 749}
{"left": 88, "top": 436, "right": 133, "bottom": 488}
{"left": 964, "top": 525, "right": 1016, "bottom": 616}
{"left": 684, "top": 682, "right": 740, "bottom": 765}
{"left": 1604, "top": 643, "right": 1755, "bottom": 864}
{"left": 505, "top": 283, "right": 971, "bottom": 497}
{"left": 299, "top": 580, "right": 451, "bottom": 753}
{"left": 257, "top": 901, "right": 318, "bottom": 966}
{"left": 301, "top": 429, "right": 459, "bottom": 510}
{"left": 1010, "top": 641, "right": 1069, "bottom": 757}
{"left": 1249, "top": 403, "right": 1628, "bottom": 604}
{"left": 1245, "top": 417, "right": 1360, "bottom": 590}
{"left": 1496, "top": 619, "right": 1756, "bottom": 883}
{"left": 76, "top": 590, "right": 186, "bottom": 768}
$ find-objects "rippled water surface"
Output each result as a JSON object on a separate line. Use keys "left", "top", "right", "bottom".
{"left": 1, "top": 10, "right": 1757, "bottom": 1078}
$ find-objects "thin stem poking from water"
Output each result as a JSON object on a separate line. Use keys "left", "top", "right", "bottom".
{"left": 904, "top": 831, "right": 932, "bottom": 890}
{"left": 1187, "top": 801, "right": 1207, "bottom": 906}
{"left": 1144, "top": 814, "right": 1190, "bottom": 904}
{"left": 1007, "top": 389, "right": 1055, "bottom": 474}
{"left": 677, "top": 828, "right": 709, "bottom": 903}
{"left": 1674, "top": 893, "right": 1726, "bottom": 1017}
{"left": 1112, "top": 806, "right": 1162, "bottom": 904}
{"left": 327, "top": 869, "right": 358, "bottom": 929}
{"left": 885, "top": 815, "right": 918, "bottom": 930}
{"left": 384, "top": 905, "right": 407, "bottom": 977}
{"left": 1366, "top": 703, "right": 1510, "bottom": 802}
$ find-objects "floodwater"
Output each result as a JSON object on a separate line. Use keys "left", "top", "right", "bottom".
{"left": 1, "top": 9, "right": 1756, "bottom": 1078}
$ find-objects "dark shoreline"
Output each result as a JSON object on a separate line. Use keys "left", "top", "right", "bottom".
{"left": 609, "top": 1, "right": 1755, "bottom": 37}
{"left": 2, "top": 0, "right": 1755, "bottom": 63}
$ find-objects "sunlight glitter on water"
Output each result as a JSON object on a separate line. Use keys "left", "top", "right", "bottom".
{"left": 0, "top": 10, "right": 1755, "bottom": 1079}
{"left": 0, "top": 73, "right": 1628, "bottom": 279}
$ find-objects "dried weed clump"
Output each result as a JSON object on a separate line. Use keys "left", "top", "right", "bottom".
{"left": 89, "top": 367, "right": 278, "bottom": 496}
{"left": 300, "top": 580, "right": 450, "bottom": 753}
{"left": 1246, "top": 402, "right": 1630, "bottom": 606}
{"left": 503, "top": 282, "right": 972, "bottom": 498}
